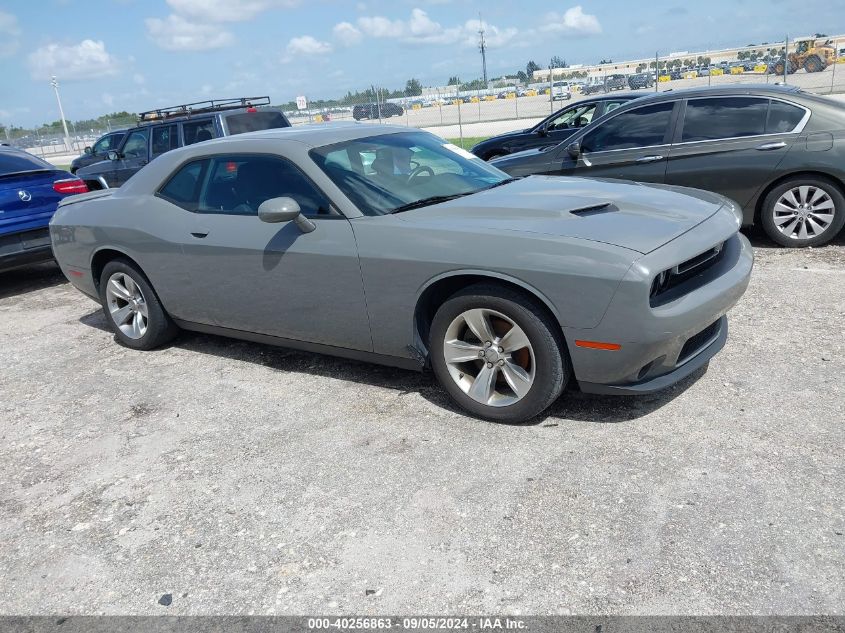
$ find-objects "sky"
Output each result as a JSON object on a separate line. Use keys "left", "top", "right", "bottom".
{"left": 0, "top": 0, "right": 843, "bottom": 128}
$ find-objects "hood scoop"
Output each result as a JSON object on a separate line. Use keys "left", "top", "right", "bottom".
{"left": 569, "top": 202, "right": 616, "bottom": 216}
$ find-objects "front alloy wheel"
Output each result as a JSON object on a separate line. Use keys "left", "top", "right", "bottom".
{"left": 430, "top": 284, "right": 569, "bottom": 423}
{"left": 443, "top": 308, "right": 535, "bottom": 407}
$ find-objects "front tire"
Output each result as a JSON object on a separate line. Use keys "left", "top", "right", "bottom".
{"left": 98, "top": 259, "right": 179, "bottom": 350}
{"left": 760, "top": 177, "right": 845, "bottom": 247}
{"left": 429, "top": 284, "right": 569, "bottom": 423}
{"left": 803, "top": 55, "right": 824, "bottom": 73}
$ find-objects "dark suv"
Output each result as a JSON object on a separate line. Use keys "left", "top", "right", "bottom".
{"left": 606, "top": 74, "right": 629, "bottom": 91}
{"left": 627, "top": 73, "right": 654, "bottom": 90}
{"left": 76, "top": 97, "right": 290, "bottom": 189}
{"left": 70, "top": 130, "right": 126, "bottom": 174}
{"left": 352, "top": 103, "right": 404, "bottom": 120}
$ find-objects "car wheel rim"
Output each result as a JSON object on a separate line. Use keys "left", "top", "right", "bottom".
{"left": 773, "top": 185, "right": 836, "bottom": 241}
{"left": 105, "top": 272, "right": 149, "bottom": 339}
{"left": 443, "top": 308, "right": 535, "bottom": 407}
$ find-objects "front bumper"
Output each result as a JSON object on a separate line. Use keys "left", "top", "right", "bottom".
{"left": 563, "top": 214, "right": 753, "bottom": 395}
{"left": 578, "top": 315, "right": 726, "bottom": 395}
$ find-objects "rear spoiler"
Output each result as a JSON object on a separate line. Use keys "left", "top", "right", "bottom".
{"left": 58, "top": 189, "right": 115, "bottom": 207}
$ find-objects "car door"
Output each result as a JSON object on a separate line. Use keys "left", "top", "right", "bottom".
{"left": 175, "top": 153, "right": 372, "bottom": 351}
{"left": 555, "top": 100, "right": 679, "bottom": 183}
{"left": 110, "top": 128, "right": 150, "bottom": 186}
{"left": 665, "top": 96, "right": 807, "bottom": 208}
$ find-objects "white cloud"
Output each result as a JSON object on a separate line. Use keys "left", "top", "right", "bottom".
{"left": 164, "top": 0, "right": 298, "bottom": 23}
{"left": 0, "top": 10, "right": 21, "bottom": 58}
{"left": 333, "top": 21, "right": 363, "bottom": 46}
{"left": 349, "top": 8, "right": 517, "bottom": 48}
{"left": 28, "top": 40, "right": 120, "bottom": 81}
{"left": 145, "top": 14, "right": 234, "bottom": 51}
{"left": 541, "top": 6, "right": 602, "bottom": 35}
{"left": 286, "top": 35, "right": 333, "bottom": 56}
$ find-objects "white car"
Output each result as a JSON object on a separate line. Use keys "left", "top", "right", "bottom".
{"left": 551, "top": 81, "right": 572, "bottom": 101}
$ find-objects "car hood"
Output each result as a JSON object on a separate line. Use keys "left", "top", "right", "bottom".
{"left": 395, "top": 176, "right": 728, "bottom": 254}
{"left": 76, "top": 159, "right": 113, "bottom": 177}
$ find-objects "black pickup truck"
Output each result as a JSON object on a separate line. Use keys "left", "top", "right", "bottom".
{"left": 76, "top": 97, "right": 291, "bottom": 190}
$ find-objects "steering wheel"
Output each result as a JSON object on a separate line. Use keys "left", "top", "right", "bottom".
{"left": 408, "top": 165, "right": 434, "bottom": 183}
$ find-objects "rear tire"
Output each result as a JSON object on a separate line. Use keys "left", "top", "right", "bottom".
{"left": 760, "top": 177, "right": 845, "bottom": 247}
{"left": 98, "top": 259, "right": 179, "bottom": 350}
{"left": 429, "top": 284, "right": 569, "bottom": 423}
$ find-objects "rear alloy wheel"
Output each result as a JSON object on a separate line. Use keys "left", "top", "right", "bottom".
{"left": 761, "top": 178, "right": 845, "bottom": 247}
{"left": 98, "top": 259, "right": 179, "bottom": 350}
{"left": 429, "top": 284, "right": 569, "bottom": 423}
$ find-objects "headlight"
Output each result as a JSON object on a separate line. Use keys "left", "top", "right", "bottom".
{"left": 650, "top": 270, "right": 671, "bottom": 298}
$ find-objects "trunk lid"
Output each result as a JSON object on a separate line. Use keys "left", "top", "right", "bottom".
{"left": 0, "top": 170, "right": 66, "bottom": 237}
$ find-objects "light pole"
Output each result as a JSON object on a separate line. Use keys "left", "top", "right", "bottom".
{"left": 50, "top": 75, "right": 73, "bottom": 153}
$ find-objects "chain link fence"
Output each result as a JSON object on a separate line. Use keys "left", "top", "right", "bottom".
{"left": 5, "top": 36, "right": 844, "bottom": 160}
{"left": 283, "top": 36, "right": 845, "bottom": 149}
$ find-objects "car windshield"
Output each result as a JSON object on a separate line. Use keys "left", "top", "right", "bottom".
{"left": 0, "top": 150, "right": 53, "bottom": 177}
{"left": 310, "top": 131, "right": 511, "bottom": 216}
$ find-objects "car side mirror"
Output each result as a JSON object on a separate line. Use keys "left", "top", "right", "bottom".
{"left": 566, "top": 142, "right": 581, "bottom": 159}
{"left": 537, "top": 123, "right": 548, "bottom": 137}
{"left": 258, "top": 197, "right": 316, "bottom": 233}
{"left": 107, "top": 150, "right": 121, "bottom": 161}
{"left": 83, "top": 146, "right": 92, "bottom": 155}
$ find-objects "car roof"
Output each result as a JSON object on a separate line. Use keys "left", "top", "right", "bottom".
{"left": 192, "top": 122, "right": 415, "bottom": 149}
{"left": 628, "top": 83, "right": 803, "bottom": 103}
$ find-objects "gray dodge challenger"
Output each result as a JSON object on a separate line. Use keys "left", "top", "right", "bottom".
{"left": 50, "top": 124, "right": 753, "bottom": 422}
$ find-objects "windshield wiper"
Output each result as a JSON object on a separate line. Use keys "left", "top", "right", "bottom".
{"left": 389, "top": 193, "right": 471, "bottom": 214}
{"left": 481, "top": 177, "right": 520, "bottom": 191}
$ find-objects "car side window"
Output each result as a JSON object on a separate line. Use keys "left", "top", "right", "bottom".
{"left": 603, "top": 101, "right": 627, "bottom": 114}
{"left": 547, "top": 103, "right": 597, "bottom": 131}
{"left": 766, "top": 100, "right": 806, "bottom": 133}
{"left": 151, "top": 124, "right": 180, "bottom": 157}
{"left": 158, "top": 160, "right": 209, "bottom": 211}
{"left": 681, "top": 97, "right": 768, "bottom": 142}
{"left": 93, "top": 134, "right": 117, "bottom": 154}
{"left": 122, "top": 129, "right": 149, "bottom": 158}
{"left": 183, "top": 119, "right": 216, "bottom": 146}
{"left": 197, "top": 155, "right": 331, "bottom": 217}
{"left": 580, "top": 102, "right": 675, "bottom": 152}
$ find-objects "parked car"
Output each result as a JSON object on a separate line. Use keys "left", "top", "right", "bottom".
{"left": 76, "top": 97, "right": 290, "bottom": 190}
{"left": 70, "top": 131, "right": 127, "bottom": 174}
{"left": 606, "top": 74, "right": 629, "bottom": 91}
{"left": 628, "top": 73, "right": 655, "bottom": 90}
{"left": 50, "top": 125, "right": 752, "bottom": 422}
{"left": 0, "top": 145, "right": 87, "bottom": 272}
{"left": 470, "top": 94, "right": 640, "bottom": 160}
{"left": 551, "top": 81, "right": 572, "bottom": 101}
{"left": 352, "top": 102, "right": 404, "bottom": 120}
{"left": 581, "top": 83, "right": 606, "bottom": 96}
{"left": 491, "top": 85, "right": 845, "bottom": 247}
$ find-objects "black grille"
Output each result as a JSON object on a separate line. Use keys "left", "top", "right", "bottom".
{"left": 678, "top": 320, "right": 721, "bottom": 365}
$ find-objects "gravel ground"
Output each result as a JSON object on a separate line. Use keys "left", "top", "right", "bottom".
{"left": 0, "top": 230, "right": 843, "bottom": 616}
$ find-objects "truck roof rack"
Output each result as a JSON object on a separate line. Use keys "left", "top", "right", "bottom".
{"left": 138, "top": 96, "right": 272, "bottom": 122}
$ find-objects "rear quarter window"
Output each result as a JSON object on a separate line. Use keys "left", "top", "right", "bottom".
{"left": 225, "top": 111, "right": 290, "bottom": 135}
{"left": 0, "top": 150, "right": 53, "bottom": 176}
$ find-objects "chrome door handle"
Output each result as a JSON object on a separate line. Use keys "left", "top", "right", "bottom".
{"left": 755, "top": 141, "right": 787, "bottom": 151}
{"left": 636, "top": 155, "right": 664, "bottom": 163}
